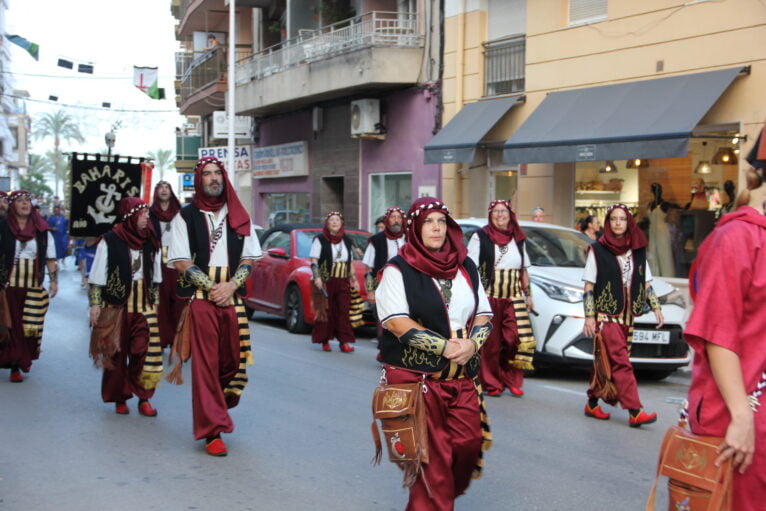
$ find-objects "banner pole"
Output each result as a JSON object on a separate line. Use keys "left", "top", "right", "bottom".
{"left": 227, "top": 0, "right": 236, "bottom": 186}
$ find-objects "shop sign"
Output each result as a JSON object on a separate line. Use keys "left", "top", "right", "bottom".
{"left": 198, "top": 145, "right": 253, "bottom": 172}
{"left": 212, "top": 111, "right": 253, "bottom": 139}
{"left": 576, "top": 144, "right": 596, "bottom": 161}
{"left": 252, "top": 141, "right": 309, "bottom": 179}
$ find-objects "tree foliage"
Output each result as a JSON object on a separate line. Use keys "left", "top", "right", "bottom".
{"left": 33, "top": 110, "right": 85, "bottom": 200}
{"left": 147, "top": 149, "right": 175, "bottom": 181}
{"left": 21, "top": 154, "right": 54, "bottom": 200}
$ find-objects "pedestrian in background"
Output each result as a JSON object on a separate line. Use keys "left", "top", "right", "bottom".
{"left": 579, "top": 215, "right": 601, "bottom": 241}
{"left": 47, "top": 204, "right": 69, "bottom": 267}
{"left": 374, "top": 215, "right": 385, "bottom": 232}
{"left": 468, "top": 199, "right": 535, "bottom": 397}
{"left": 376, "top": 197, "right": 493, "bottom": 510}
{"left": 683, "top": 166, "right": 766, "bottom": 510}
{"left": 310, "top": 211, "right": 358, "bottom": 353}
{"left": 582, "top": 203, "right": 661, "bottom": 427}
{"left": 531, "top": 207, "right": 545, "bottom": 222}
{"left": 88, "top": 197, "right": 163, "bottom": 417}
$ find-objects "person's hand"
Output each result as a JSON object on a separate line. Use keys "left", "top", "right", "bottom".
{"left": 716, "top": 410, "right": 755, "bottom": 474}
{"left": 654, "top": 308, "right": 665, "bottom": 329}
{"left": 209, "top": 281, "right": 237, "bottom": 307}
{"left": 48, "top": 281, "right": 58, "bottom": 299}
{"left": 583, "top": 317, "right": 597, "bottom": 337}
{"left": 349, "top": 278, "right": 359, "bottom": 292}
{"left": 314, "top": 277, "right": 324, "bottom": 291}
{"left": 443, "top": 338, "right": 477, "bottom": 366}
{"left": 526, "top": 296, "right": 534, "bottom": 313}
{"left": 89, "top": 305, "right": 101, "bottom": 327}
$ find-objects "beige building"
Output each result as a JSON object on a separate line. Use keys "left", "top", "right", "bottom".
{"left": 436, "top": 0, "right": 766, "bottom": 277}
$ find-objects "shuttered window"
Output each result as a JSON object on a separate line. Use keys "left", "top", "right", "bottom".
{"left": 568, "top": 0, "right": 607, "bottom": 25}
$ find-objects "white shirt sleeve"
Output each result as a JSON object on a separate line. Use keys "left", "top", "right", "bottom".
{"left": 309, "top": 237, "right": 322, "bottom": 259}
{"left": 362, "top": 243, "right": 376, "bottom": 269}
{"left": 467, "top": 233, "right": 480, "bottom": 267}
{"left": 582, "top": 249, "right": 597, "bottom": 283}
{"left": 167, "top": 213, "right": 191, "bottom": 267}
{"left": 475, "top": 278, "right": 493, "bottom": 317}
{"left": 154, "top": 249, "right": 163, "bottom": 283}
{"left": 241, "top": 224, "right": 263, "bottom": 260}
{"left": 88, "top": 240, "right": 108, "bottom": 286}
{"left": 521, "top": 241, "right": 531, "bottom": 269}
{"left": 46, "top": 232, "right": 57, "bottom": 259}
{"left": 376, "top": 266, "right": 410, "bottom": 325}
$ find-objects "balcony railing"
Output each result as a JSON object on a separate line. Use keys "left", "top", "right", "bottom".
{"left": 236, "top": 11, "right": 422, "bottom": 85}
{"left": 484, "top": 35, "right": 525, "bottom": 97}
{"left": 178, "top": 46, "right": 251, "bottom": 101}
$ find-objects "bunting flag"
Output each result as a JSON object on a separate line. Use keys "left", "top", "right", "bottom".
{"left": 6, "top": 34, "right": 39, "bottom": 61}
{"left": 133, "top": 66, "right": 161, "bottom": 99}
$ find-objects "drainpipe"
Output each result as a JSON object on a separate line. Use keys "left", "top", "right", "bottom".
{"left": 227, "top": 0, "right": 236, "bottom": 185}
{"left": 455, "top": 0, "right": 465, "bottom": 214}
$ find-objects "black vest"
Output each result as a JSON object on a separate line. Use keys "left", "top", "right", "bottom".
{"left": 592, "top": 243, "right": 647, "bottom": 317}
{"left": 368, "top": 231, "right": 404, "bottom": 276}
{"left": 101, "top": 231, "right": 156, "bottom": 306}
{"left": 379, "top": 256, "right": 482, "bottom": 376}
{"left": 176, "top": 205, "right": 246, "bottom": 298}
{"left": 475, "top": 228, "right": 525, "bottom": 289}
{"left": 315, "top": 234, "right": 353, "bottom": 280}
{"left": 0, "top": 219, "right": 48, "bottom": 287}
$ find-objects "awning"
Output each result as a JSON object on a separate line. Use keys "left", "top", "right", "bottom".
{"left": 746, "top": 120, "right": 766, "bottom": 169}
{"left": 503, "top": 67, "right": 744, "bottom": 164}
{"left": 425, "top": 96, "right": 522, "bottom": 164}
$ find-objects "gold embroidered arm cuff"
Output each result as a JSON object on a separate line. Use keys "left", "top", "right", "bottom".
{"left": 48, "top": 269, "right": 58, "bottom": 284}
{"left": 399, "top": 328, "right": 448, "bottom": 356}
{"left": 583, "top": 290, "right": 595, "bottom": 318}
{"left": 469, "top": 322, "right": 492, "bottom": 352}
{"left": 231, "top": 263, "right": 253, "bottom": 288}
{"left": 88, "top": 284, "right": 103, "bottom": 306}
{"left": 184, "top": 265, "right": 214, "bottom": 292}
{"left": 364, "top": 272, "right": 376, "bottom": 292}
{"left": 311, "top": 263, "right": 321, "bottom": 280}
{"left": 647, "top": 286, "right": 661, "bottom": 310}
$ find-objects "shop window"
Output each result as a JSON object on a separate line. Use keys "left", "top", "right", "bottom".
{"left": 493, "top": 170, "right": 517, "bottom": 202}
{"left": 568, "top": 0, "right": 607, "bottom": 26}
{"left": 262, "top": 192, "right": 310, "bottom": 228}
{"left": 369, "top": 172, "right": 411, "bottom": 232}
{"left": 484, "top": 36, "right": 525, "bottom": 97}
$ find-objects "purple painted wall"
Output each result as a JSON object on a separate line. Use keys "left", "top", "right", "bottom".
{"left": 360, "top": 87, "right": 440, "bottom": 228}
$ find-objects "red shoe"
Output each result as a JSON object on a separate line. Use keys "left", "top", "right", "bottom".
{"left": 322, "top": 342, "right": 331, "bottom": 352}
{"left": 205, "top": 437, "right": 228, "bottom": 457}
{"left": 9, "top": 370, "right": 23, "bottom": 383}
{"left": 509, "top": 386, "right": 524, "bottom": 397}
{"left": 138, "top": 400, "right": 158, "bottom": 417}
{"left": 115, "top": 402, "right": 129, "bottom": 415}
{"left": 629, "top": 409, "right": 658, "bottom": 428}
{"left": 486, "top": 389, "right": 503, "bottom": 397}
{"left": 339, "top": 343, "right": 354, "bottom": 353}
{"left": 584, "top": 403, "right": 610, "bottom": 420}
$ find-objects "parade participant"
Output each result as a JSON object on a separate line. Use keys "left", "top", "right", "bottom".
{"left": 468, "top": 199, "right": 534, "bottom": 397}
{"left": 167, "top": 156, "right": 261, "bottom": 457}
{"left": 88, "top": 197, "right": 163, "bottom": 416}
{"left": 582, "top": 203, "right": 662, "bottom": 427}
{"left": 309, "top": 211, "right": 358, "bottom": 353}
{"left": 0, "top": 191, "right": 57, "bottom": 382}
{"left": 376, "top": 197, "right": 493, "bottom": 510}
{"left": 47, "top": 205, "right": 69, "bottom": 266}
{"left": 683, "top": 166, "right": 766, "bottom": 509}
{"left": 0, "top": 191, "right": 9, "bottom": 218}
{"left": 149, "top": 180, "right": 184, "bottom": 349}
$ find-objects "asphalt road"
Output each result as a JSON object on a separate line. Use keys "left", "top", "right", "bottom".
{"left": 0, "top": 263, "right": 684, "bottom": 510}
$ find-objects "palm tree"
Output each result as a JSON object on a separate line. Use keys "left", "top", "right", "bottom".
{"left": 33, "top": 110, "right": 85, "bottom": 200}
{"left": 22, "top": 154, "right": 54, "bottom": 201}
{"left": 147, "top": 149, "right": 175, "bottom": 182}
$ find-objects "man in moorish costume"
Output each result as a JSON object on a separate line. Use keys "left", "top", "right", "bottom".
{"left": 0, "top": 191, "right": 57, "bottom": 382}
{"left": 149, "top": 180, "right": 185, "bottom": 349}
{"left": 167, "top": 156, "right": 261, "bottom": 457}
{"left": 88, "top": 197, "right": 163, "bottom": 417}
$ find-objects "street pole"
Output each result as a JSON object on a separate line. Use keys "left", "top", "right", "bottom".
{"left": 227, "top": 0, "right": 236, "bottom": 185}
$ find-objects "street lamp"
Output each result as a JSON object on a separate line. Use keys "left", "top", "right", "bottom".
{"left": 105, "top": 130, "right": 116, "bottom": 159}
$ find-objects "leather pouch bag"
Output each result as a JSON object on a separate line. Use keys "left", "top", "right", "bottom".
{"left": 89, "top": 305, "right": 124, "bottom": 370}
{"left": 371, "top": 382, "right": 429, "bottom": 488}
{"left": 589, "top": 331, "right": 619, "bottom": 405}
{"left": 646, "top": 424, "right": 732, "bottom": 511}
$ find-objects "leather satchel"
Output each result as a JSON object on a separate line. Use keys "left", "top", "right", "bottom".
{"left": 590, "top": 331, "right": 619, "bottom": 405}
{"left": 371, "top": 382, "right": 429, "bottom": 488}
{"left": 89, "top": 305, "right": 125, "bottom": 370}
{"left": 646, "top": 424, "right": 733, "bottom": 511}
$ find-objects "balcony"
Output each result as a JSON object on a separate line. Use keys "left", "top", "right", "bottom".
{"left": 177, "top": 46, "right": 250, "bottom": 115}
{"left": 235, "top": 11, "right": 424, "bottom": 116}
{"left": 176, "top": 0, "right": 228, "bottom": 35}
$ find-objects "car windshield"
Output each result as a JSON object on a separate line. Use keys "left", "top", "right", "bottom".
{"left": 295, "top": 230, "right": 370, "bottom": 259}
{"left": 524, "top": 227, "right": 591, "bottom": 267}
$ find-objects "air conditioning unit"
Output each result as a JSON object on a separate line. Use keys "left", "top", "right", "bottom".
{"left": 350, "top": 99, "right": 381, "bottom": 137}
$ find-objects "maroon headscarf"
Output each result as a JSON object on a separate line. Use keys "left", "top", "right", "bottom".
{"left": 399, "top": 197, "right": 466, "bottom": 280}
{"left": 598, "top": 203, "right": 647, "bottom": 256}
{"left": 112, "top": 197, "right": 160, "bottom": 250}
{"left": 150, "top": 180, "right": 181, "bottom": 222}
{"left": 322, "top": 211, "right": 345, "bottom": 244}
{"left": 483, "top": 199, "right": 525, "bottom": 246}
{"left": 192, "top": 157, "right": 250, "bottom": 237}
{"left": 7, "top": 190, "right": 50, "bottom": 242}
{"left": 382, "top": 206, "right": 405, "bottom": 241}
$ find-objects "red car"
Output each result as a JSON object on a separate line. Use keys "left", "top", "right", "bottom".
{"left": 244, "top": 223, "right": 373, "bottom": 333}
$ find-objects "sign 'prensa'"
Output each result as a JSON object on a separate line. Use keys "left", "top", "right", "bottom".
{"left": 69, "top": 153, "right": 144, "bottom": 237}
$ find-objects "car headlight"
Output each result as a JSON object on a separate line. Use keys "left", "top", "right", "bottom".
{"left": 659, "top": 288, "right": 686, "bottom": 308}
{"left": 530, "top": 276, "right": 583, "bottom": 303}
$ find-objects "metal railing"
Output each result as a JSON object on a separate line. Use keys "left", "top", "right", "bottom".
{"left": 236, "top": 11, "right": 422, "bottom": 84}
{"left": 484, "top": 36, "right": 525, "bottom": 97}
{"left": 178, "top": 46, "right": 252, "bottom": 101}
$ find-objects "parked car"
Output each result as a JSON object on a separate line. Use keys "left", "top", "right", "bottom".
{"left": 455, "top": 218, "right": 690, "bottom": 379}
{"left": 245, "top": 223, "right": 373, "bottom": 333}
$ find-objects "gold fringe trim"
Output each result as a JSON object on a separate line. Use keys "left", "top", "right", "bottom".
{"left": 507, "top": 298, "right": 536, "bottom": 370}
{"left": 138, "top": 311, "right": 163, "bottom": 389}
{"left": 349, "top": 287, "right": 365, "bottom": 328}
{"left": 471, "top": 377, "right": 492, "bottom": 480}
{"left": 223, "top": 303, "right": 253, "bottom": 398}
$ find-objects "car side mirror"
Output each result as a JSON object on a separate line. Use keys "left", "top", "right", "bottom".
{"left": 267, "top": 247, "right": 289, "bottom": 258}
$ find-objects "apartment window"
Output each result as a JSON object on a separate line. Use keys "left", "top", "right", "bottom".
{"left": 369, "top": 173, "right": 411, "bottom": 232}
{"left": 484, "top": 36, "right": 525, "bottom": 97}
{"left": 568, "top": 0, "right": 607, "bottom": 25}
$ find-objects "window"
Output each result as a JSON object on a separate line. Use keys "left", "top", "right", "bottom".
{"left": 568, "top": 0, "right": 607, "bottom": 26}
{"left": 369, "top": 173, "right": 412, "bottom": 232}
{"left": 484, "top": 36, "right": 525, "bottom": 97}
{"left": 262, "top": 192, "right": 310, "bottom": 228}
{"left": 261, "top": 231, "right": 291, "bottom": 256}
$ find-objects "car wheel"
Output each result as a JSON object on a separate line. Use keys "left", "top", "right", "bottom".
{"left": 636, "top": 369, "right": 674, "bottom": 381}
{"left": 285, "top": 285, "right": 310, "bottom": 334}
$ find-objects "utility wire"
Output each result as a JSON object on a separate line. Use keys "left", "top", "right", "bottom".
{"left": 2, "top": 69, "right": 177, "bottom": 80}
{"left": 4, "top": 93, "right": 179, "bottom": 113}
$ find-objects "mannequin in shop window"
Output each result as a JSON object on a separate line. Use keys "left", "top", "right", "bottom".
{"left": 646, "top": 183, "right": 678, "bottom": 278}
{"left": 685, "top": 178, "right": 710, "bottom": 210}
{"left": 721, "top": 180, "right": 737, "bottom": 214}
